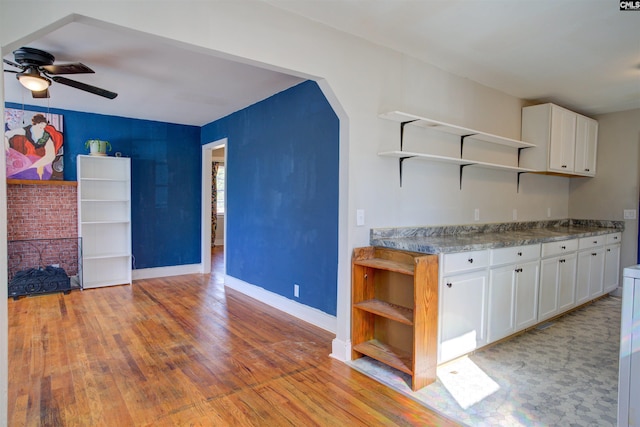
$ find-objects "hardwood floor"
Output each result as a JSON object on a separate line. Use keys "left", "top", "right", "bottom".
{"left": 8, "top": 247, "right": 458, "bottom": 426}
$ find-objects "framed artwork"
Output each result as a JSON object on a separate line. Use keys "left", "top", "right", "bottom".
{"left": 4, "top": 108, "right": 64, "bottom": 181}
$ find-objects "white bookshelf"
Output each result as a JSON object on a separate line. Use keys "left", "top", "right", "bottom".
{"left": 77, "top": 155, "right": 132, "bottom": 288}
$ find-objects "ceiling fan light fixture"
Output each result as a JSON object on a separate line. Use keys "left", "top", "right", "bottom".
{"left": 16, "top": 68, "right": 51, "bottom": 92}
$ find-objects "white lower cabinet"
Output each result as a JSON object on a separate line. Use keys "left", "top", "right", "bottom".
{"left": 604, "top": 234, "right": 621, "bottom": 293}
{"left": 588, "top": 249, "right": 605, "bottom": 298}
{"left": 576, "top": 236, "right": 606, "bottom": 304}
{"left": 576, "top": 250, "right": 601, "bottom": 304}
{"left": 539, "top": 240, "right": 578, "bottom": 322}
{"left": 439, "top": 270, "right": 488, "bottom": 364}
{"left": 577, "top": 249, "right": 605, "bottom": 305}
{"left": 436, "top": 232, "right": 620, "bottom": 364}
{"left": 558, "top": 253, "right": 578, "bottom": 312}
{"left": 488, "top": 259, "right": 539, "bottom": 342}
{"left": 487, "top": 265, "right": 515, "bottom": 343}
{"left": 514, "top": 260, "right": 540, "bottom": 331}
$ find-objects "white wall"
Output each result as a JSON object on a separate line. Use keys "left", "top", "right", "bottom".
{"left": 569, "top": 108, "right": 640, "bottom": 281}
{"left": 2, "top": 4, "right": 625, "bottom": 421}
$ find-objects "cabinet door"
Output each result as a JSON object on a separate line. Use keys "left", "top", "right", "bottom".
{"left": 515, "top": 260, "right": 540, "bottom": 331}
{"left": 576, "top": 250, "right": 592, "bottom": 306}
{"left": 588, "top": 248, "right": 605, "bottom": 298}
{"left": 604, "top": 244, "right": 621, "bottom": 293}
{"left": 577, "top": 248, "right": 605, "bottom": 304}
{"left": 557, "top": 252, "right": 577, "bottom": 312}
{"left": 439, "top": 271, "right": 488, "bottom": 363}
{"left": 488, "top": 266, "right": 516, "bottom": 343}
{"left": 539, "top": 257, "right": 560, "bottom": 321}
{"left": 574, "top": 115, "right": 598, "bottom": 176}
{"left": 548, "top": 105, "right": 576, "bottom": 173}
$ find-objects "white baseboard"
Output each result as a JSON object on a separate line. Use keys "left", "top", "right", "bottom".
{"left": 224, "top": 275, "right": 337, "bottom": 334}
{"left": 132, "top": 263, "right": 201, "bottom": 280}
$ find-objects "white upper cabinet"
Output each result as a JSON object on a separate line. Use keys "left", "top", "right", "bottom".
{"left": 520, "top": 103, "right": 598, "bottom": 177}
{"left": 548, "top": 105, "right": 576, "bottom": 173}
{"left": 574, "top": 115, "right": 598, "bottom": 176}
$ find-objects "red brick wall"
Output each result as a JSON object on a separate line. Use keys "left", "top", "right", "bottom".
{"left": 7, "top": 183, "right": 77, "bottom": 241}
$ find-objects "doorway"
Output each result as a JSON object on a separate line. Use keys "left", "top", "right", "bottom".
{"left": 201, "top": 138, "right": 227, "bottom": 275}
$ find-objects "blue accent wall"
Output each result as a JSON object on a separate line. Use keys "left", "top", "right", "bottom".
{"left": 201, "top": 81, "right": 339, "bottom": 315}
{"left": 5, "top": 102, "right": 201, "bottom": 269}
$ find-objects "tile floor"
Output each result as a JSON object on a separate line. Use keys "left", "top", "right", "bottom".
{"left": 350, "top": 296, "right": 621, "bottom": 427}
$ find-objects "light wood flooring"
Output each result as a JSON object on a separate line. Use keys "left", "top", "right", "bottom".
{"left": 7, "top": 247, "right": 458, "bottom": 426}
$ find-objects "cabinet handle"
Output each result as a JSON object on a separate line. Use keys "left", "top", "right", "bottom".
{"left": 562, "top": 165, "right": 567, "bottom": 168}
{"left": 559, "top": 259, "right": 565, "bottom": 263}
{"left": 614, "top": 236, "right": 619, "bottom": 240}
{"left": 593, "top": 241, "right": 598, "bottom": 244}
{"left": 515, "top": 268, "right": 523, "bottom": 273}
{"left": 607, "top": 248, "right": 611, "bottom": 252}
{"left": 468, "top": 258, "right": 474, "bottom": 264}
{"left": 561, "top": 245, "right": 566, "bottom": 250}
{"left": 592, "top": 253, "right": 597, "bottom": 256}
{"left": 517, "top": 251, "right": 523, "bottom": 256}
{"left": 446, "top": 282, "right": 452, "bottom": 288}
{"left": 585, "top": 168, "right": 590, "bottom": 172}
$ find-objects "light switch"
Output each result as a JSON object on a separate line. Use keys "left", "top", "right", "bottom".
{"left": 624, "top": 209, "right": 636, "bottom": 220}
{"left": 356, "top": 209, "right": 365, "bottom": 226}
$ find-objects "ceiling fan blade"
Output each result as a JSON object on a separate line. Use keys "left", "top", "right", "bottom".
{"left": 3, "top": 69, "right": 18, "bottom": 74}
{"left": 51, "top": 76, "right": 118, "bottom": 99}
{"left": 3, "top": 58, "right": 24, "bottom": 70}
{"left": 42, "top": 62, "right": 94, "bottom": 74}
{"left": 32, "top": 89, "right": 50, "bottom": 99}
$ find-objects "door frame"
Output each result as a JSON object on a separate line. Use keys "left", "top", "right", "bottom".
{"left": 201, "top": 138, "right": 227, "bottom": 274}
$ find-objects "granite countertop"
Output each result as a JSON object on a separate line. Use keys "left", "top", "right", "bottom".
{"left": 370, "top": 219, "right": 625, "bottom": 254}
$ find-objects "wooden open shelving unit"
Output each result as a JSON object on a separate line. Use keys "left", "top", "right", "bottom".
{"left": 352, "top": 246, "right": 439, "bottom": 391}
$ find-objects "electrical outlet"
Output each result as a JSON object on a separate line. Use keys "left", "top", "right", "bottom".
{"left": 512, "top": 209, "right": 518, "bottom": 220}
{"left": 547, "top": 208, "right": 551, "bottom": 218}
{"left": 624, "top": 209, "right": 637, "bottom": 220}
{"left": 474, "top": 208, "right": 480, "bottom": 221}
{"left": 294, "top": 284, "right": 300, "bottom": 298}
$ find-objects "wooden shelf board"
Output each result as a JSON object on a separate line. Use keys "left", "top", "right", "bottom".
{"left": 83, "top": 253, "right": 131, "bottom": 261}
{"left": 81, "top": 198, "right": 130, "bottom": 202}
{"left": 353, "top": 257, "right": 415, "bottom": 275}
{"left": 353, "top": 339, "right": 413, "bottom": 375}
{"left": 354, "top": 299, "right": 413, "bottom": 325}
{"left": 7, "top": 179, "right": 77, "bottom": 186}
{"left": 379, "top": 110, "right": 535, "bottom": 149}
{"left": 378, "top": 151, "right": 538, "bottom": 173}
{"left": 80, "top": 177, "right": 128, "bottom": 182}
{"left": 81, "top": 220, "right": 130, "bottom": 225}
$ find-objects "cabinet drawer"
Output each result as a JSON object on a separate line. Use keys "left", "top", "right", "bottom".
{"left": 490, "top": 244, "right": 540, "bottom": 266}
{"left": 442, "top": 250, "right": 489, "bottom": 274}
{"left": 579, "top": 235, "right": 605, "bottom": 250}
{"left": 541, "top": 239, "right": 578, "bottom": 258}
{"left": 606, "top": 232, "right": 622, "bottom": 245}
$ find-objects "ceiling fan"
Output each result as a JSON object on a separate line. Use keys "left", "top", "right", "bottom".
{"left": 3, "top": 46, "right": 118, "bottom": 99}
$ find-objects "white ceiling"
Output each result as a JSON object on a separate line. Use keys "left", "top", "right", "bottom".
{"left": 3, "top": 1, "right": 640, "bottom": 126}
{"left": 2, "top": 21, "right": 306, "bottom": 126}
{"left": 266, "top": 0, "right": 640, "bottom": 116}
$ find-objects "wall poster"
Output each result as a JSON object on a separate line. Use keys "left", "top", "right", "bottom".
{"left": 4, "top": 108, "right": 64, "bottom": 181}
